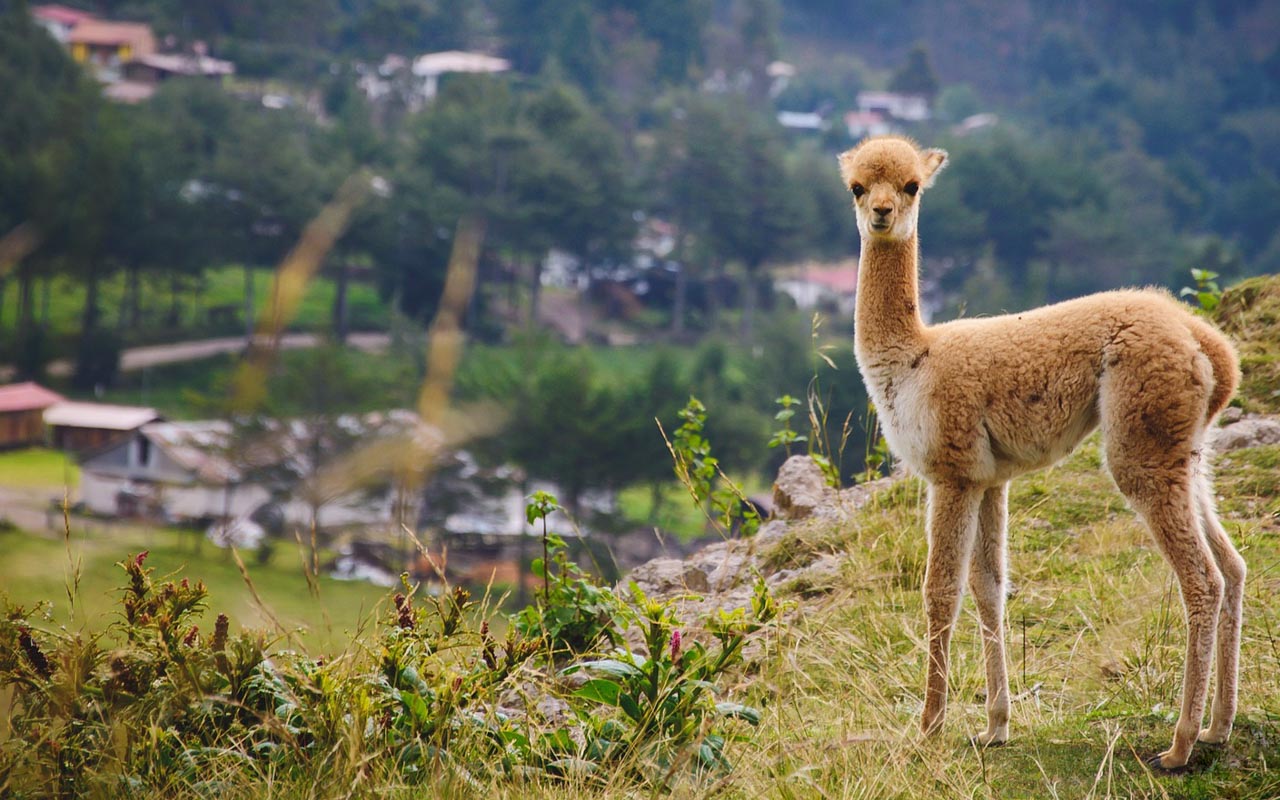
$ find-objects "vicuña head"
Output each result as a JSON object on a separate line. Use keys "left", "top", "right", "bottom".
{"left": 838, "top": 135, "right": 947, "bottom": 242}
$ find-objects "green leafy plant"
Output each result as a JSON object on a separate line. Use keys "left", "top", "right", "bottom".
{"left": 666, "top": 397, "right": 761, "bottom": 537}
{"left": 1180, "top": 268, "right": 1224, "bottom": 313}
{"left": 768, "top": 394, "right": 807, "bottom": 454}
{"left": 861, "top": 400, "right": 892, "bottom": 482}
{"left": 561, "top": 576, "right": 776, "bottom": 782}
{"left": 512, "top": 492, "right": 626, "bottom": 658}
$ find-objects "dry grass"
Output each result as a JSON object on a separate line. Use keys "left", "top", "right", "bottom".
{"left": 48, "top": 436, "right": 1273, "bottom": 800}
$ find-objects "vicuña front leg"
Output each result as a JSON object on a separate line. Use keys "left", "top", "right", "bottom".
{"left": 968, "top": 484, "right": 1011, "bottom": 746}
{"left": 920, "top": 483, "right": 982, "bottom": 737}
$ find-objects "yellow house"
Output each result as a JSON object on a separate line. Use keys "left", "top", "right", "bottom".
{"left": 67, "top": 19, "right": 156, "bottom": 70}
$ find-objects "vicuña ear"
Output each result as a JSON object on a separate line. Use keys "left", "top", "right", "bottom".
{"left": 837, "top": 149, "right": 857, "bottom": 187}
{"left": 920, "top": 148, "right": 949, "bottom": 188}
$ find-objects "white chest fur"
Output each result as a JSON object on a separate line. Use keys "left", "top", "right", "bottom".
{"left": 858, "top": 357, "right": 934, "bottom": 475}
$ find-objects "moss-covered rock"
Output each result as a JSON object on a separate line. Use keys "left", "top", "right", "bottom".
{"left": 1215, "top": 273, "right": 1280, "bottom": 414}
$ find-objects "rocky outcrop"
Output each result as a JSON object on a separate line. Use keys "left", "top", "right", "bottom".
{"left": 622, "top": 456, "right": 893, "bottom": 630}
{"left": 1209, "top": 411, "right": 1280, "bottom": 452}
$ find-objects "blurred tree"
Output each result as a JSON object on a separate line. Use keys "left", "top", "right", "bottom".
{"left": 888, "top": 45, "right": 939, "bottom": 100}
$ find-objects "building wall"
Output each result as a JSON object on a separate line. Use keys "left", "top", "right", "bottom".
{"left": 53, "top": 425, "right": 126, "bottom": 453}
{"left": 81, "top": 469, "right": 270, "bottom": 521}
{"left": 81, "top": 432, "right": 193, "bottom": 483}
{"left": 0, "top": 409, "right": 47, "bottom": 449}
{"left": 81, "top": 471, "right": 129, "bottom": 516}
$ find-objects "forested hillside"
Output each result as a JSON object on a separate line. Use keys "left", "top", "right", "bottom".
{"left": 1, "top": 0, "right": 1276, "bottom": 484}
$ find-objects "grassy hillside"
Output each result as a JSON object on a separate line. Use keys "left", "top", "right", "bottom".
{"left": 2, "top": 436, "right": 1276, "bottom": 797}
{"left": 1216, "top": 273, "right": 1280, "bottom": 414}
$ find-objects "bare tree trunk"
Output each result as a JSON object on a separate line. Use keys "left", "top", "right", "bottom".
{"left": 671, "top": 260, "right": 687, "bottom": 336}
{"left": 40, "top": 274, "right": 50, "bottom": 326}
{"left": 243, "top": 263, "right": 255, "bottom": 347}
{"left": 15, "top": 264, "right": 33, "bottom": 345}
{"left": 705, "top": 257, "right": 721, "bottom": 330}
{"left": 740, "top": 264, "right": 756, "bottom": 341}
{"left": 332, "top": 259, "right": 350, "bottom": 345}
{"left": 528, "top": 257, "right": 543, "bottom": 330}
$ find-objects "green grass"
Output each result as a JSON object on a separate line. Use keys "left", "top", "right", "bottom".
{"left": 0, "top": 448, "right": 78, "bottom": 488}
{"left": 2, "top": 434, "right": 1279, "bottom": 797}
{"left": 745, "top": 436, "right": 1280, "bottom": 799}
{"left": 0, "top": 523, "right": 391, "bottom": 654}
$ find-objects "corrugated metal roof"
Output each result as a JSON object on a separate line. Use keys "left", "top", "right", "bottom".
{"left": 32, "top": 4, "right": 98, "bottom": 25}
{"left": 412, "top": 51, "right": 510, "bottom": 77}
{"left": 44, "top": 401, "right": 160, "bottom": 431}
{"left": 0, "top": 382, "right": 65, "bottom": 413}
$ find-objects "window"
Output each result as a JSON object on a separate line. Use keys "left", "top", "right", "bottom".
{"left": 136, "top": 436, "right": 151, "bottom": 468}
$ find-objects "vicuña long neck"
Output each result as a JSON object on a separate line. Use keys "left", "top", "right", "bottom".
{"left": 855, "top": 237, "right": 927, "bottom": 360}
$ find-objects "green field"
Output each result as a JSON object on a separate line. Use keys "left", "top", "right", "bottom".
{"left": 0, "top": 523, "right": 393, "bottom": 654}
{"left": 0, "top": 448, "right": 78, "bottom": 488}
{"left": 0, "top": 265, "right": 388, "bottom": 352}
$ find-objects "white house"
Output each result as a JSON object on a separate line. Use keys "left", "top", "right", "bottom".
{"left": 856, "top": 91, "right": 930, "bottom": 122}
{"left": 79, "top": 420, "right": 270, "bottom": 521}
{"left": 411, "top": 51, "right": 511, "bottom": 101}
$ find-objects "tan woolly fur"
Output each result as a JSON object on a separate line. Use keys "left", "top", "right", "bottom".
{"left": 837, "top": 135, "right": 1245, "bottom": 771}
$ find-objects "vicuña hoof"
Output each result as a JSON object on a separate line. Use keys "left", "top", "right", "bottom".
{"left": 969, "top": 732, "right": 1008, "bottom": 748}
{"left": 1197, "top": 727, "right": 1230, "bottom": 746}
{"left": 1144, "top": 751, "right": 1191, "bottom": 774}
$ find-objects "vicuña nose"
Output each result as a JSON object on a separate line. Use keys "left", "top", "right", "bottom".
{"left": 873, "top": 205, "right": 892, "bottom": 216}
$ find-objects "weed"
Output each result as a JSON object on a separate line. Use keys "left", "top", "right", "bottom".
{"left": 512, "top": 492, "right": 624, "bottom": 659}
{"left": 665, "top": 397, "right": 761, "bottom": 537}
{"left": 1180, "top": 268, "right": 1224, "bottom": 314}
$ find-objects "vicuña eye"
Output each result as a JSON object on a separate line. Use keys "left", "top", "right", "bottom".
{"left": 851, "top": 184, "right": 865, "bottom": 198}
{"left": 904, "top": 181, "right": 919, "bottom": 196}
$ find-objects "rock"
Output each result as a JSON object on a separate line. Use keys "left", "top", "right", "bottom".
{"left": 625, "top": 557, "right": 710, "bottom": 596}
{"left": 1209, "top": 416, "right": 1280, "bottom": 452}
{"left": 772, "top": 455, "right": 838, "bottom": 520}
{"left": 838, "top": 477, "right": 896, "bottom": 511}
{"left": 754, "top": 519, "right": 790, "bottom": 549}
{"left": 686, "top": 540, "right": 752, "bottom": 592}
{"left": 767, "top": 553, "right": 843, "bottom": 595}
{"left": 1220, "top": 407, "right": 1243, "bottom": 424}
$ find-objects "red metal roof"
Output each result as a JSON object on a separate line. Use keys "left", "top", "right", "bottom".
{"left": 0, "top": 382, "right": 65, "bottom": 413}
{"left": 32, "top": 4, "right": 98, "bottom": 26}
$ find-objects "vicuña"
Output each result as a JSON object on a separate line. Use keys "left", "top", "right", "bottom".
{"left": 838, "top": 135, "right": 1244, "bottom": 771}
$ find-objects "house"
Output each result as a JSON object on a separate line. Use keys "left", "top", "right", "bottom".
{"left": 78, "top": 420, "right": 269, "bottom": 521}
{"left": 31, "top": 4, "right": 97, "bottom": 43}
{"left": 78, "top": 421, "right": 266, "bottom": 520}
{"left": 777, "top": 110, "right": 828, "bottom": 133}
{"left": 0, "top": 382, "right": 65, "bottom": 449}
{"left": 67, "top": 19, "right": 156, "bottom": 80}
{"left": 411, "top": 51, "right": 511, "bottom": 101}
{"left": 844, "top": 110, "right": 893, "bottom": 140}
{"left": 112, "top": 50, "right": 235, "bottom": 102}
{"left": 77, "top": 414, "right": 415, "bottom": 529}
{"left": 856, "top": 91, "right": 930, "bottom": 122}
{"left": 123, "top": 51, "right": 235, "bottom": 84}
{"left": 44, "top": 401, "right": 161, "bottom": 453}
{"left": 775, "top": 261, "right": 860, "bottom": 316}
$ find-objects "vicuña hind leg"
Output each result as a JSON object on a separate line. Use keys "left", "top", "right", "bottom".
{"left": 968, "top": 484, "right": 1011, "bottom": 746}
{"left": 920, "top": 483, "right": 982, "bottom": 736}
{"left": 1113, "top": 462, "right": 1223, "bottom": 770}
{"left": 1194, "top": 471, "right": 1246, "bottom": 745}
